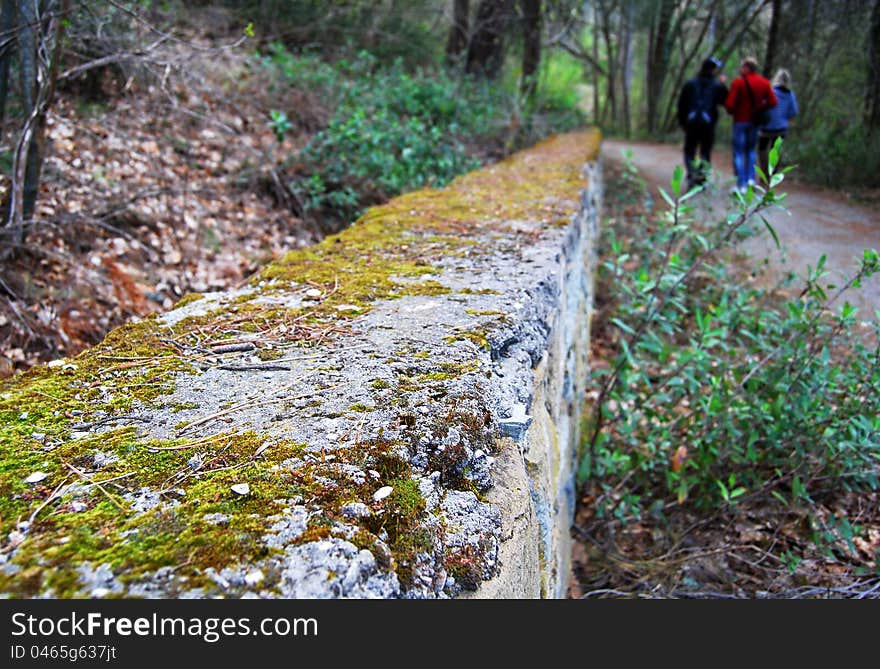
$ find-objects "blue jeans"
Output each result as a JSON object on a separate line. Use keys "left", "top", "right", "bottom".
{"left": 732, "top": 122, "right": 758, "bottom": 187}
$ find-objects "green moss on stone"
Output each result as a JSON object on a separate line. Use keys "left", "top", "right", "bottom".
{"left": 172, "top": 293, "right": 205, "bottom": 309}
{"left": 0, "top": 129, "right": 602, "bottom": 597}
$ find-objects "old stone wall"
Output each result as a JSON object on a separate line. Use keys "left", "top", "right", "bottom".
{"left": 0, "top": 131, "right": 602, "bottom": 599}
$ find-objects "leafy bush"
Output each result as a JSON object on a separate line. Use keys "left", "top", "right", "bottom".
{"left": 223, "top": 0, "right": 441, "bottom": 65}
{"left": 536, "top": 51, "right": 584, "bottom": 112}
{"left": 582, "top": 149, "right": 880, "bottom": 561}
{"left": 260, "top": 43, "right": 342, "bottom": 99}
{"left": 257, "top": 44, "right": 588, "bottom": 228}
{"left": 262, "top": 48, "right": 509, "bottom": 224}
{"left": 785, "top": 124, "right": 880, "bottom": 189}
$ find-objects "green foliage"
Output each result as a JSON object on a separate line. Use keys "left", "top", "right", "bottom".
{"left": 583, "top": 154, "right": 880, "bottom": 561}
{"left": 538, "top": 51, "right": 584, "bottom": 112}
{"left": 785, "top": 125, "right": 880, "bottom": 188}
{"left": 260, "top": 43, "right": 341, "bottom": 96}
{"left": 268, "top": 110, "right": 292, "bottom": 143}
{"left": 223, "top": 0, "right": 442, "bottom": 65}
{"left": 264, "top": 48, "right": 509, "bottom": 223}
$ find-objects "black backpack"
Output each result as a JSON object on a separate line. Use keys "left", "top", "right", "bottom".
{"left": 686, "top": 78, "right": 715, "bottom": 126}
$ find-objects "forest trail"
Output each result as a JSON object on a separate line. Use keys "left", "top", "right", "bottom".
{"left": 601, "top": 138, "right": 880, "bottom": 317}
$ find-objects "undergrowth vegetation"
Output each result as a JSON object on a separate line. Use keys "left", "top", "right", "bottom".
{"left": 577, "top": 146, "right": 880, "bottom": 594}
{"left": 785, "top": 125, "right": 880, "bottom": 190}
{"left": 260, "top": 45, "right": 585, "bottom": 227}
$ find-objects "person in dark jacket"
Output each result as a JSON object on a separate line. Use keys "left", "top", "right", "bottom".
{"left": 677, "top": 56, "right": 728, "bottom": 190}
{"left": 724, "top": 56, "right": 778, "bottom": 192}
{"left": 758, "top": 68, "right": 799, "bottom": 181}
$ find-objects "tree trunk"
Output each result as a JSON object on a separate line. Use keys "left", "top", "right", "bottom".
{"left": 867, "top": 0, "right": 880, "bottom": 131}
{"left": 591, "top": 4, "right": 599, "bottom": 123}
{"left": 620, "top": 1, "right": 633, "bottom": 137}
{"left": 0, "top": 0, "right": 15, "bottom": 136}
{"left": 466, "top": 0, "right": 508, "bottom": 78}
{"left": 18, "top": 0, "right": 39, "bottom": 223}
{"left": 18, "top": 0, "right": 35, "bottom": 113}
{"left": 7, "top": 0, "right": 68, "bottom": 230}
{"left": 645, "top": 0, "right": 675, "bottom": 134}
{"left": 520, "top": 0, "right": 540, "bottom": 102}
{"left": 446, "top": 0, "right": 469, "bottom": 68}
{"left": 763, "top": 0, "right": 782, "bottom": 77}
{"left": 595, "top": 0, "right": 616, "bottom": 127}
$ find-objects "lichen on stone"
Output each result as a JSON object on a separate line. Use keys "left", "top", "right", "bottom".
{"left": 0, "top": 129, "right": 601, "bottom": 599}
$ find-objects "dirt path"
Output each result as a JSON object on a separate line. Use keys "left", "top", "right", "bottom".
{"left": 601, "top": 138, "right": 880, "bottom": 316}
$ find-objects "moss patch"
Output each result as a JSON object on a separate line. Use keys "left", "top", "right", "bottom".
{"left": 0, "top": 428, "right": 441, "bottom": 595}
{"left": 0, "top": 129, "right": 600, "bottom": 597}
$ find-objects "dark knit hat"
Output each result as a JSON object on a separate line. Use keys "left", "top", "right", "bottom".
{"left": 701, "top": 56, "right": 722, "bottom": 75}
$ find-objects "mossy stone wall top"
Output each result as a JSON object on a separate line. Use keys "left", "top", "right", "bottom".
{"left": 0, "top": 129, "right": 601, "bottom": 599}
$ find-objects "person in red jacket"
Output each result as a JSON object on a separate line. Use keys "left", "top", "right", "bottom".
{"left": 723, "top": 57, "right": 778, "bottom": 192}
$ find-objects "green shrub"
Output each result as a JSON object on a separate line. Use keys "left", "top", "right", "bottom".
{"left": 258, "top": 45, "right": 587, "bottom": 227}
{"left": 537, "top": 51, "right": 584, "bottom": 112}
{"left": 263, "top": 50, "right": 507, "bottom": 224}
{"left": 260, "top": 43, "right": 342, "bottom": 99}
{"left": 786, "top": 124, "right": 880, "bottom": 188}
{"left": 582, "top": 150, "right": 880, "bottom": 561}
{"left": 228, "top": 0, "right": 442, "bottom": 65}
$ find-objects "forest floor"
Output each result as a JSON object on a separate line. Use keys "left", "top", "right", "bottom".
{"left": 0, "top": 39, "right": 327, "bottom": 377}
{"left": 569, "top": 140, "right": 880, "bottom": 599}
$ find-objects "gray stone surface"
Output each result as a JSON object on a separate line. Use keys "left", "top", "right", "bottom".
{"left": 2, "top": 143, "right": 601, "bottom": 600}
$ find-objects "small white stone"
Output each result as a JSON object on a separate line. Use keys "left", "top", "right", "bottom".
{"left": 7, "top": 531, "right": 25, "bottom": 548}
{"left": 25, "top": 471, "right": 48, "bottom": 484}
{"left": 443, "top": 428, "right": 461, "bottom": 447}
{"left": 244, "top": 569, "right": 264, "bottom": 586}
{"left": 231, "top": 483, "right": 250, "bottom": 496}
{"left": 373, "top": 486, "right": 393, "bottom": 502}
{"left": 368, "top": 470, "right": 381, "bottom": 480}
{"left": 304, "top": 288, "right": 322, "bottom": 300}
{"left": 342, "top": 502, "right": 372, "bottom": 519}
{"left": 71, "top": 501, "right": 88, "bottom": 513}
{"left": 19, "top": 412, "right": 28, "bottom": 420}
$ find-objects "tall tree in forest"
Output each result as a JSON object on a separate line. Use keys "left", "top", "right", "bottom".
{"left": 1, "top": 0, "right": 69, "bottom": 240}
{"left": 645, "top": 0, "right": 675, "bottom": 134}
{"left": 520, "top": 0, "right": 541, "bottom": 101}
{"left": 0, "top": 0, "right": 15, "bottom": 135}
{"left": 446, "top": 0, "right": 470, "bottom": 67}
{"left": 619, "top": 0, "right": 634, "bottom": 136}
{"left": 867, "top": 0, "right": 880, "bottom": 132}
{"left": 763, "top": 0, "right": 782, "bottom": 77}
{"left": 466, "top": 0, "right": 509, "bottom": 78}
{"left": 596, "top": 0, "right": 618, "bottom": 125}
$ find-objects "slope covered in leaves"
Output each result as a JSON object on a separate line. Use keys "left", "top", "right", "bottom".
{"left": 0, "top": 40, "right": 326, "bottom": 375}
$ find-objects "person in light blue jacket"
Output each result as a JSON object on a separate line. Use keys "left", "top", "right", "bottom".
{"left": 758, "top": 68, "right": 799, "bottom": 181}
